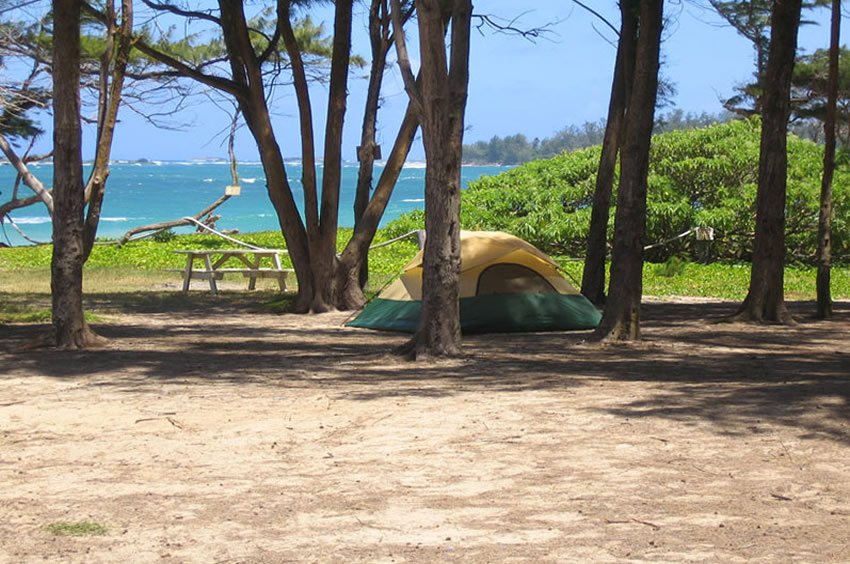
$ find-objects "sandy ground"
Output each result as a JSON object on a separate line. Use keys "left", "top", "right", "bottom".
{"left": 0, "top": 295, "right": 849, "bottom": 563}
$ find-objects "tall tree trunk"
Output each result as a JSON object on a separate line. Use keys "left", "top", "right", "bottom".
{"left": 593, "top": 0, "right": 664, "bottom": 342}
{"left": 136, "top": 2, "right": 413, "bottom": 313}
{"left": 280, "top": 0, "right": 361, "bottom": 313}
{"left": 734, "top": 0, "right": 802, "bottom": 324}
{"left": 310, "top": 0, "right": 354, "bottom": 313}
{"left": 353, "top": 0, "right": 389, "bottom": 290}
{"left": 403, "top": 0, "right": 471, "bottom": 359}
{"left": 51, "top": 0, "right": 104, "bottom": 348}
{"left": 816, "top": 0, "right": 840, "bottom": 320}
{"left": 82, "top": 0, "right": 132, "bottom": 261}
{"left": 219, "top": 1, "right": 314, "bottom": 311}
{"left": 279, "top": 0, "right": 319, "bottom": 240}
{"left": 580, "top": 0, "right": 638, "bottom": 306}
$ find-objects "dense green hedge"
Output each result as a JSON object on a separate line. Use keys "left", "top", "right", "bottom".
{"left": 387, "top": 118, "right": 850, "bottom": 264}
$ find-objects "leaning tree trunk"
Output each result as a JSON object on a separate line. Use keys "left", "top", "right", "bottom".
{"left": 734, "top": 0, "right": 802, "bottom": 324}
{"left": 815, "top": 0, "right": 840, "bottom": 320}
{"left": 219, "top": 0, "right": 314, "bottom": 311}
{"left": 83, "top": 0, "right": 133, "bottom": 261}
{"left": 353, "top": 0, "right": 391, "bottom": 290}
{"left": 337, "top": 105, "right": 420, "bottom": 309}
{"left": 593, "top": 0, "right": 664, "bottom": 342}
{"left": 580, "top": 0, "right": 638, "bottom": 306}
{"left": 51, "top": 0, "right": 104, "bottom": 348}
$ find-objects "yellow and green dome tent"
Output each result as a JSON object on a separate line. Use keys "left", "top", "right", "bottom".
{"left": 348, "top": 231, "right": 601, "bottom": 334}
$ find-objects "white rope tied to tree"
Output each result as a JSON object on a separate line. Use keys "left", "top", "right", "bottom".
{"left": 182, "top": 220, "right": 418, "bottom": 254}
{"left": 367, "top": 230, "right": 421, "bottom": 250}
{"left": 642, "top": 228, "right": 695, "bottom": 251}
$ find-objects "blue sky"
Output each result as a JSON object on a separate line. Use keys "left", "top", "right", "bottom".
{"left": 25, "top": 1, "right": 846, "bottom": 161}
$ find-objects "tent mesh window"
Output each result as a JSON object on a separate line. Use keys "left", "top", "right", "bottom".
{"left": 476, "top": 263, "right": 557, "bottom": 296}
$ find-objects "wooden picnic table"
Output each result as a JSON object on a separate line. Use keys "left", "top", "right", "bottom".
{"left": 174, "top": 248, "right": 293, "bottom": 294}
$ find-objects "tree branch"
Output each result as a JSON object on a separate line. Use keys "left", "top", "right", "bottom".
{"left": 0, "top": 191, "right": 51, "bottom": 218}
{"left": 473, "top": 12, "right": 559, "bottom": 41}
{"left": 81, "top": 1, "right": 244, "bottom": 99}
{"left": 131, "top": 37, "right": 245, "bottom": 99}
{"left": 570, "top": 1, "right": 619, "bottom": 36}
{"left": 0, "top": 132, "right": 53, "bottom": 214}
{"left": 140, "top": 0, "right": 221, "bottom": 25}
{"left": 390, "top": 0, "right": 423, "bottom": 116}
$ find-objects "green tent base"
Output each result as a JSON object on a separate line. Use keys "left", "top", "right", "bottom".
{"left": 347, "top": 293, "right": 601, "bottom": 334}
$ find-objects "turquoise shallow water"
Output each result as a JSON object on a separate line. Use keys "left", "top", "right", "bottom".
{"left": 0, "top": 161, "right": 507, "bottom": 246}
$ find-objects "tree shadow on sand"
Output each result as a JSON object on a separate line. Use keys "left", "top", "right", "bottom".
{"left": 0, "top": 297, "right": 847, "bottom": 444}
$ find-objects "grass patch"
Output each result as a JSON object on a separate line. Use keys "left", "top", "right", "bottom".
{"left": 0, "top": 306, "right": 51, "bottom": 323}
{"left": 1, "top": 232, "right": 848, "bottom": 302}
{"left": 0, "top": 302, "right": 101, "bottom": 324}
{"left": 45, "top": 521, "right": 108, "bottom": 537}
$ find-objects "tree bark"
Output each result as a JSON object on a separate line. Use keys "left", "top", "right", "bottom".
{"left": 394, "top": 0, "right": 471, "bottom": 358}
{"left": 593, "top": 0, "right": 664, "bottom": 342}
{"left": 278, "top": 0, "right": 319, "bottom": 239}
{"left": 815, "top": 0, "right": 840, "bottom": 320}
{"left": 353, "top": 0, "right": 391, "bottom": 290}
{"left": 310, "top": 0, "right": 354, "bottom": 313}
{"left": 51, "top": 0, "right": 105, "bottom": 348}
{"left": 338, "top": 104, "right": 420, "bottom": 309}
{"left": 580, "top": 0, "right": 638, "bottom": 306}
{"left": 135, "top": 2, "right": 413, "bottom": 313}
{"left": 219, "top": 1, "right": 314, "bottom": 312}
{"left": 734, "top": 0, "right": 802, "bottom": 324}
{"left": 83, "top": 0, "right": 133, "bottom": 261}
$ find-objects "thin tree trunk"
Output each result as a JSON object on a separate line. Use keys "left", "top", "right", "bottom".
{"left": 51, "top": 0, "right": 105, "bottom": 348}
{"left": 310, "top": 0, "right": 354, "bottom": 313}
{"left": 338, "top": 104, "right": 420, "bottom": 309}
{"left": 816, "top": 0, "right": 840, "bottom": 320}
{"left": 279, "top": 0, "right": 319, "bottom": 240}
{"left": 733, "top": 0, "right": 802, "bottom": 324}
{"left": 83, "top": 0, "right": 132, "bottom": 261}
{"left": 354, "top": 0, "right": 390, "bottom": 290}
{"left": 580, "top": 0, "right": 638, "bottom": 306}
{"left": 219, "top": 1, "right": 314, "bottom": 311}
{"left": 416, "top": 137, "right": 463, "bottom": 357}
{"left": 593, "top": 0, "right": 664, "bottom": 342}
{"left": 117, "top": 194, "right": 231, "bottom": 244}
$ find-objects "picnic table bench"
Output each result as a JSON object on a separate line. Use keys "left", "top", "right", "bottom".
{"left": 174, "top": 249, "right": 293, "bottom": 294}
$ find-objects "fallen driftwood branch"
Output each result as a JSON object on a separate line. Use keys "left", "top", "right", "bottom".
{"left": 118, "top": 110, "right": 244, "bottom": 245}
{"left": 117, "top": 193, "right": 232, "bottom": 244}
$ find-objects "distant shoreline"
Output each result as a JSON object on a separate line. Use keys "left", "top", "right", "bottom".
{"left": 1, "top": 159, "right": 507, "bottom": 167}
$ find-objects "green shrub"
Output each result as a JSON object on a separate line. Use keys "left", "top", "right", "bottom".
{"left": 385, "top": 117, "right": 849, "bottom": 265}
{"left": 151, "top": 228, "right": 177, "bottom": 243}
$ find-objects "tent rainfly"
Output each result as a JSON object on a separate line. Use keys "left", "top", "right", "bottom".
{"left": 347, "top": 231, "right": 602, "bottom": 334}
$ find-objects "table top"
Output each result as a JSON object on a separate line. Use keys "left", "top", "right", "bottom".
{"left": 173, "top": 248, "right": 287, "bottom": 255}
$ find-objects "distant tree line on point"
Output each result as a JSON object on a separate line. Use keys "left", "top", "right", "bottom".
{"left": 461, "top": 110, "right": 730, "bottom": 165}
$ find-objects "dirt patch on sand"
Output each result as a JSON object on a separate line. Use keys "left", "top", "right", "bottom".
{"left": 1, "top": 297, "right": 849, "bottom": 562}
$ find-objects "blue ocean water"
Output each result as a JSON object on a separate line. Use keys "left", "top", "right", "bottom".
{"left": 0, "top": 161, "right": 508, "bottom": 246}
